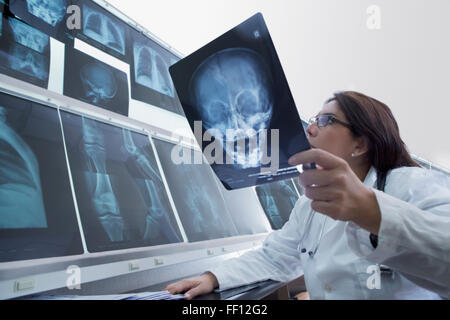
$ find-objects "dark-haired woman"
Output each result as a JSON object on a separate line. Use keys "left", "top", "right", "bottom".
{"left": 165, "top": 91, "right": 450, "bottom": 299}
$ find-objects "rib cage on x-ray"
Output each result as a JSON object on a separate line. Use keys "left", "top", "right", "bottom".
{"left": 25, "top": 0, "right": 67, "bottom": 27}
{"left": 83, "top": 3, "right": 126, "bottom": 56}
{"left": 0, "top": 106, "right": 47, "bottom": 229}
{"left": 134, "top": 43, "right": 175, "bottom": 98}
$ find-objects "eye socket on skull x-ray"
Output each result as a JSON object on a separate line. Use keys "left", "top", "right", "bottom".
{"left": 82, "top": 3, "right": 126, "bottom": 56}
{"left": 255, "top": 179, "right": 300, "bottom": 230}
{"left": 60, "top": 112, "right": 183, "bottom": 252}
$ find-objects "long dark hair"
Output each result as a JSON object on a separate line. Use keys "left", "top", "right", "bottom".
{"left": 327, "top": 91, "right": 420, "bottom": 190}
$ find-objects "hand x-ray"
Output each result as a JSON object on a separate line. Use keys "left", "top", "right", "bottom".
{"left": 153, "top": 138, "right": 239, "bottom": 242}
{"left": 0, "top": 92, "right": 83, "bottom": 262}
{"left": 0, "top": 15, "right": 50, "bottom": 88}
{"left": 9, "top": 0, "right": 74, "bottom": 44}
{"left": 170, "top": 13, "right": 311, "bottom": 189}
{"left": 70, "top": 0, "right": 131, "bottom": 61}
{"left": 255, "top": 179, "right": 301, "bottom": 230}
{"left": 64, "top": 47, "right": 129, "bottom": 116}
{"left": 60, "top": 112, "right": 183, "bottom": 252}
{"left": 130, "top": 31, "right": 184, "bottom": 115}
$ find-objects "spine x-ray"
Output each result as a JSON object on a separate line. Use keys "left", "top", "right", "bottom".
{"left": 64, "top": 47, "right": 129, "bottom": 116}
{"left": 0, "top": 14, "right": 50, "bottom": 88}
{"left": 0, "top": 92, "right": 83, "bottom": 262}
{"left": 130, "top": 31, "right": 184, "bottom": 115}
{"left": 9, "top": 0, "right": 74, "bottom": 44}
{"left": 153, "top": 138, "right": 239, "bottom": 242}
{"left": 169, "top": 13, "right": 311, "bottom": 189}
{"left": 255, "top": 179, "right": 300, "bottom": 230}
{"left": 60, "top": 111, "right": 183, "bottom": 252}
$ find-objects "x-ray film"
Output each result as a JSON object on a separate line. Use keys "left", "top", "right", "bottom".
{"left": 64, "top": 47, "right": 129, "bottom": 116}
{"left": 0, "top": 92, "right": 83, "bottom": 262}
{"left": 9, "top": 0, "right": 75, "bottom": 44}
{"left": 0, "top": 15, "right": 50, "bottom": 88}
{"left": 255, "top": 179, "right": 300, "bottom": 230}
{"left": 152, "top": 138, "right": 239, "bottom": 242}
{"left": 70, "top": 0, "right": 131, "bottom": 62}
{"left": 130, "top": 31, "right": 184, "bottom": 115}
{"left": 170, "top": 13, "right": 311, "bottom": 190}
{"left": 60, "top": 112, "right": 183, "bottom": 252}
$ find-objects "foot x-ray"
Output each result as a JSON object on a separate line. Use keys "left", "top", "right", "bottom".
{"left": 9, "top": 0, "right": 74, "bottom": 44}
{"left": 64, "top": 48, "right": 129, "bottom": 116}
{"left": 60, "top": 112, "right": 183, "bottom": 252}
{"left": 0, "top": 92, "right": 83, "bottom": 262}
{"left": 0, "top": 15, "right": 50, "bottom": 88}
{"left": 255, "top": 179, "right": 301, "bottom": 230}
{"left": 130, "top": 31, "right": 184, "bottom": 115}
{"left": 153, "top": 138, "right": 239, "bottom": 242}
{"left": 170, "top": 13, "right": 311, "bottom": 189}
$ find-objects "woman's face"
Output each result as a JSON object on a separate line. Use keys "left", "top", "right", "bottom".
{"left": 306, "top": 100, "right": 359, "bottom": 164}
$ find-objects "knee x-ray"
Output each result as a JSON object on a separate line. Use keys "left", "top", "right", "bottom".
{"left": 153, "top": 138, "right": 238, "bottom": 242}
{"left": 64, "top": 48, "right": 129, "bottom": 116}
{"left": 255, "top": 179, "right": 300, "bottom": 230}
{"left": 169, "top": 13, "right": 311, "bottom": 189}
{"left": 0, "top": 92, "right": 83, "bottom": 262}
{"left": 130, "top": 31, "right": 184, "bottom": 115}
{"left": 60, "top": 112, "right": 183, "bottom": 252}
{"left": 0, "top": 15, "right": 50, "bottom": 88}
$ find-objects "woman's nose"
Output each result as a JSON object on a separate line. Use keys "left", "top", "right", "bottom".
{"left": 306, "top": 123, "right": 317, "bottom": 137}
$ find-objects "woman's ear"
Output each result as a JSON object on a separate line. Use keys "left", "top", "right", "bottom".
{"left": 353, "top": 136, "right": 369, "bottom": 157}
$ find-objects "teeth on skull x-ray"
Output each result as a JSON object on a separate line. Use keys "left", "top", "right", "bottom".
{"left": 0, "top": 106, "right": 47, "bottom": 229}
{"left": 8, "top": 43, "right": 49, "bottom": 80}
{"left": 134, "top": 44, "right": 175, "bottom": 97}
{"left": 83, "top": 5, "right": 126, "bottom": 55}
{"left": 80, "top": 62, "right": 118, "bottom": 105}
{"left": 80, "top": 117, "right": 123, "bottom": 242}
{"left": 8, "top": 18, "right": 49, "bottom": 53}
{"left": 26, "top": 0, "right": 67, "bottom": 27}
{"left": 189, "top": 48, "right": 274, "bottom": 169}
{"left": 121, "top": 129, "right": 180, "bottom": 242}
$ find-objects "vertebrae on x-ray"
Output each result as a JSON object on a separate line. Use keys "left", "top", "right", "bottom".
{"left": 81, "top": 117, "right": 123, "bottom": 241}
{"left": 26, "top": 0, "right": 67, "bottom": 27}
{"left": 0, "top": 106, "right": 47, "bottom": 228}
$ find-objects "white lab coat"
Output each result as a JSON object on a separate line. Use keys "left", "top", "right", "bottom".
{"left": 209, "top": 166, "right": 450, "bottom": 299}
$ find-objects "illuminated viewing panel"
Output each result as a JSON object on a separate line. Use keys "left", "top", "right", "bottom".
{"left": 60, "top": 111, "right": 183, "bottom": 252}
{"left": 0, "top": 92, "right": 83, "bottom": 262}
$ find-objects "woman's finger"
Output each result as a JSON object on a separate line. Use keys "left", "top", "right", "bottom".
{"left": 289, "top": 149, "right": 345, "bottom": 170}
{"left": 298, "top": 168, "right": 338, "bottom": 187}
{"left": 304, "top": 185, "right": 341, "bottom": 202}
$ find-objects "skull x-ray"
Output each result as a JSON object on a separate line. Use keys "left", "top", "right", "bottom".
{"left": 153, "top": 138, "right": 238, "bottom": 242}
{"left": 60, "top": 112, "right": 183, "bottom": 252}
{"left": 0, "top": 92, "right": 83, "bottom": 262}
{"left": 64, "top": 48, "right": 129, "bottom": 116}
{"left": 9, "top": 0, "right": 73, "bottom": 44}
{"left": 255, "top": 179, "right": 300, "bottom": 230}
{"left": 130, "top": 31, "right": 184, "bottom": 115}
{"left": 0, "top": 15, "right": 50, "bottom": 88}
{"left": 170, "top": 13, "right": 311, "bottom": 189}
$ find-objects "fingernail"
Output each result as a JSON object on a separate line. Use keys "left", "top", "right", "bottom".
{"left": 288, "top": 156, "right": 296, "bottom": 165}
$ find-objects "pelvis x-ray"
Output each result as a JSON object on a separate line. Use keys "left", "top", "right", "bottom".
{"left": 78, "top": 1, "right": 127, "bottom": 58}
{"left": 61, "top": 112, "right": 183, "bottom": 252}
{"left": 64, "top": 48, "right": 129, "bottom": 116}
{"left": 153, "top": 139, "right": 239, "bottom": 242}
{"left": 0, "top": 15, "right": 50, "bottom": 88}
{"left": 255, "top": 179, "right": 300, "bottom": 230}
{"left": 0, "top": 92, "right": 83, "bottom": 262}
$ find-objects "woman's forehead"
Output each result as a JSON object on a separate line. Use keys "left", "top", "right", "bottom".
{"left": 320, "top": 100, "right": 344, "bottom": 117}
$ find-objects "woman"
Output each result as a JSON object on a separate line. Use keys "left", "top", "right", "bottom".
{"left": 165, "top": 91, "right": 450, "bottom": 299}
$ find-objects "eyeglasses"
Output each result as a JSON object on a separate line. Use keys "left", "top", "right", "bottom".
{"left": 308, "top": 114, "right": 352, "bottom": 129}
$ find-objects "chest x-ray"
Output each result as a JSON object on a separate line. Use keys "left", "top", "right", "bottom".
{"left": 130, "top": 31, "right": 184, "bottom": 115}
{"left": 0, "top": 15, "right": 50, "bottom": 88}
{"left": 9, "top": 0, "right": 73, "bottom": 44}
{"left": 60, "top": 112, "right": 183, "bottom": 252}
{"left": 170, "top": 13, "right": 311, "bottom": 189}
{"left": 255, "top": 179, "right": 300, "bottom": 230}
{"left": 153, "top": 138, "right": 238, "bottom": 242}
{"left": 0, "top": 92, "right": 83, "bottom": 262}
{"left": 64, "top": 47, "right": 129, "bottom": 116}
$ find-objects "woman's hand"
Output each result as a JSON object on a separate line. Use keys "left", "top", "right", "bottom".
{"left": 164, "top": 272, "right": 219, "bottom": 300}
{"left": 288, "top": 149, "right": 382, "bottom": 235}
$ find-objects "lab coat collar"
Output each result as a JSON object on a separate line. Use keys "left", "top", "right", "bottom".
{"left": 363, "top": 166, "right": 378, "bottom": 188}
